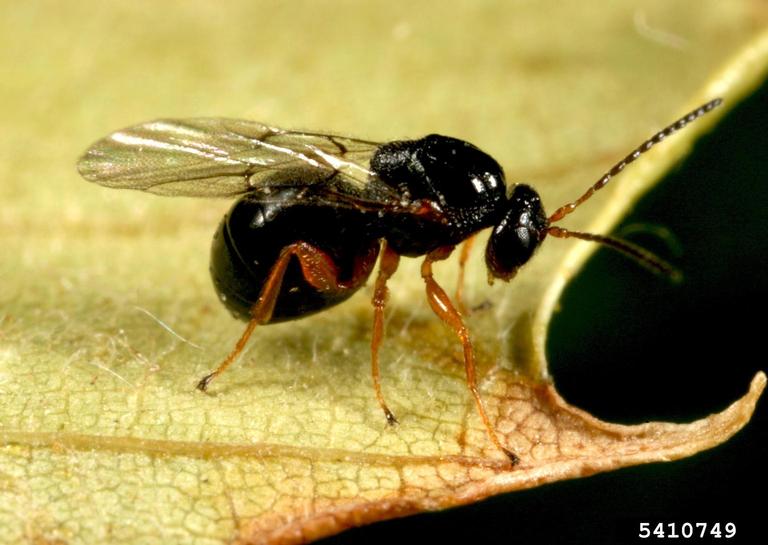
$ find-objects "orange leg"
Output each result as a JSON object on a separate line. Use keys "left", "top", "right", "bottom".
{"left": 197, "top": 241, "right": 374, "bottom": 392}
{"left": 421, "top": 247, "right": 519, "bottom": 464}
{"left": 455, "top": 234, "right": 477, "bottom": 314}
{"left": 370, "top": 241, "right": 401, "bottom": 425}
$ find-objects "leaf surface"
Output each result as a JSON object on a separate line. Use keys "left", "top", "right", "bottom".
{"left": 0, "top": 1, "right": 766, "bottom": 544}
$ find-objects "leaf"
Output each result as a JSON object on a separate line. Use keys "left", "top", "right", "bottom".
{"left": 0, "top": 2, "right": 767, "bottom": 544}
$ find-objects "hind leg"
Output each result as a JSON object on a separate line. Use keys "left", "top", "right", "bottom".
{"left": 197, "top": 241, "right": 377, "bottom": 391}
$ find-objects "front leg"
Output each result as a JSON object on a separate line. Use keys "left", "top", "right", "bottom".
{"left": 421, "top": 247, "right": 518, "bottom": 464}
{"left": 455, "top": 234, "right": 477, "bottom": 314}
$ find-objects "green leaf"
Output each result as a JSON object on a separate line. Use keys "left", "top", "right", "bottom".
{"left": 1, "top": 2, "right": 766, "bottom": 544}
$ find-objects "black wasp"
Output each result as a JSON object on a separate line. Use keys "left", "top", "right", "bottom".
{"left": 78, "top": 99, "right": 722, "bottom": 464}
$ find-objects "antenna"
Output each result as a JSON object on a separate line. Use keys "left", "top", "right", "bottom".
{"left": 547, "top": 226, "right": 682, "bottom": 281}
{"left": 545, "top": 98, "right": 723, "bottom": 280}
{"left": 548, "top": 98, "right": 722, "bottom": 223}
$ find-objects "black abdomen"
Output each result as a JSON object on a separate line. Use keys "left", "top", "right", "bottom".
{"left": 210, "top": 192, "right": 379, "bottom": 322}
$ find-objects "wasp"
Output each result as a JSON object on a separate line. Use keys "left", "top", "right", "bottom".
{"left": 78, "top": 99, "right": 722, "bottom": 463}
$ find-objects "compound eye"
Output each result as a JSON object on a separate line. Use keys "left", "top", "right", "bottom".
{"left": 486, "top": 222, "right": 539, "bottom": 280}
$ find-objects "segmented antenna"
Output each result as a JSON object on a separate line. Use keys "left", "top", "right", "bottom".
{"left": 548, "top": 98, "right": 722, "bottom": 223}
{"left": 546, "top": 226, "right": 682, "bottom": 282}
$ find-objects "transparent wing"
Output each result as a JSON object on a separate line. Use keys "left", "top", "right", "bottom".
{"left": 77, "top": 118, "right": 402, "bottom": 207}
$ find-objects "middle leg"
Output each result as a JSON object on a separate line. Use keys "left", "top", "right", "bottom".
{"left": 370, "top": 241, "right": 401, "bottom": 425}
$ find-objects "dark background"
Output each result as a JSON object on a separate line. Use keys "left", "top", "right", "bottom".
{"left": 318, "top": 81, "right": 768, "bottom": 544}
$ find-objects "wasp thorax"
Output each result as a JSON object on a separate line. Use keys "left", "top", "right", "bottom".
{"left": 372, "top": 134, "right": 506, "bottom": 212}
{"left": 485, "top": 184, "right": 548, "bottom": 280}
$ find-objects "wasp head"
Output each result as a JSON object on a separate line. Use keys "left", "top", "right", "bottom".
{"left": 485, "top": 184, "right": 549, "bottom": 281}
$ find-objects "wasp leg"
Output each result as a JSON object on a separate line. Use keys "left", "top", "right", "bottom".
{"left": 421, "top": 247, "right": 519, "bottom": 465}
{"left": 197, "top": 241, "right": 376, "bottom": 392}
{"left": 455, "top": 234, "right": 477, "bottom": 315}
{"left": 370, "top": 241, "right": 401, "bottom": 425}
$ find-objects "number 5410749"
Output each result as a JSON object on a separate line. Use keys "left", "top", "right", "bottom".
{"left": 639, "top": 522, "right": 736, "bottom": 539}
